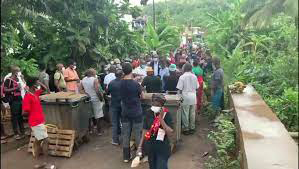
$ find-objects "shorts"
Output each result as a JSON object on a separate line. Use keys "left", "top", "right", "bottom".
{"left": 31, "top": 124, "right": 48, "bottom": 141}
{"left": 92, "top": 101, "right": 104, "bottom": 119}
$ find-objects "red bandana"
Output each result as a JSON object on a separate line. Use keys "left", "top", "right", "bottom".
{"left": 145, "top": 107, "right": 169, "bottom": 141}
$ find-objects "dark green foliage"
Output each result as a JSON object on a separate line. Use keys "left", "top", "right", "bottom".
{"left": 1, "top": 0, "right": 146, "bottom": 76}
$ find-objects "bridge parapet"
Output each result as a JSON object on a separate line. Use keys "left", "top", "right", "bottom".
{"left": 229, "top": 85, "right": 298, "bottom": 169}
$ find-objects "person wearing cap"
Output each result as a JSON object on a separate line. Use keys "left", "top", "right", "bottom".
{"left": 177, "top": 63, "right": 199, "bottom": 135}
{"left": 164, "top": 64, "right": 179, "bottom": 94}
{"left": 103, "top": 65, "right": 116, "bottom": 89}
{"left": 150, "top": 51, "right": 161, "bottom": 76}
{"left": 137, "top": 94, "right": 173, "bottom": 169}
{"left": 141, "top": 67, "right": 162, "bottom": 93}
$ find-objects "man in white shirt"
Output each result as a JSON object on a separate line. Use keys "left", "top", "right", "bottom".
{"left": 133, "top": 60, "right": 147, "bottom": 77}
{"left": 104, "top": 65, "right": 116, "bottom": 89}
{"left": 177, "top": 63, "right": 199, "bottom": 135}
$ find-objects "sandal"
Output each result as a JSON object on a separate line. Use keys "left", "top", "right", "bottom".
{"left": 1, "top": 136, "right": 8, "bottom": 140}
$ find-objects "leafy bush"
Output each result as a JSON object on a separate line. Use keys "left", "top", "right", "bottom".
{"left": 205, "top": 113, "right": 240, "bottom": 169}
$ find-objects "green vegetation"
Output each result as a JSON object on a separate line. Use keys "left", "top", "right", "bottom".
{"left": 144, "top": 0, "right": 298, "bottom": 168}
{"left": 1, "top": 0, "right": 297, "bottom": 168}
{"left": 1, "top": 0, "right": 181, "bottom": 76}
{"left": 144, "top": 0, "right": 298, "bottom": 132}
{"left": 206, "top": 113, "right": 240, "bottom": 169}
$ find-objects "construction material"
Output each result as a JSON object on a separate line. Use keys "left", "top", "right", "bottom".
{"left": 28, "top": 127, "right": 75, "bottom": 158}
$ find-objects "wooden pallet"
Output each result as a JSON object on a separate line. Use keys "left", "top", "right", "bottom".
{"left": 28, "top": 127, "right": 75, "bottom": 158}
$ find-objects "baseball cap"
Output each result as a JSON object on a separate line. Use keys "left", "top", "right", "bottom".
{"left": 169, "top": 64, "right": 176, "bottom": 72}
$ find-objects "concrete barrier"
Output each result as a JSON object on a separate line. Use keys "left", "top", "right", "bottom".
{"left": 229, "top": 85, "right": 298, "bottom": 169}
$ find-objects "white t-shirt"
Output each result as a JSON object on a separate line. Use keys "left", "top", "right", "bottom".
{"left": 104, "top": 73, "right": 116, "bottom": 86}
{"left": 177, "top": 72, "right": 199, "bottom": 105}
{"left": 133, "top": 67, "right": 147, "bottom": 77}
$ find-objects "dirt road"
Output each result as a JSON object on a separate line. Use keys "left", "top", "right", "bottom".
{"left": 1, "top": 116, "right": 213, "bottom": 169}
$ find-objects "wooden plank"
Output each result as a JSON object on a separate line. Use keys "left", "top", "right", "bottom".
{"left": 48, "top": 150, "right": 71, "bottom": 157}
{"left": 28, "top": 128, "right": 76, "bottom": 157}
{"left": 68, "top": 131, "right": 75, "bottom": 158}
{"left": 30, "top": 137, "right": 72, "bottom": 146}
{"left": 30, "top": 133, "right": 73, "bottom": 140}
{"left": 46, "top": 128, "right": 75, "bottom": 135}
{"left": 48, "top": 133, "right": 73, "bottom": 140}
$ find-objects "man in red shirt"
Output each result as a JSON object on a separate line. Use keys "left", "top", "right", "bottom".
{"left": 22, "top": 77, "right": 56, "bottom": 169}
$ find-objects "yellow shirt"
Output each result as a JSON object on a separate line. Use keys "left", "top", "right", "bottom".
{"left": 54, "top": 71, "right": 66, "bottom": 89}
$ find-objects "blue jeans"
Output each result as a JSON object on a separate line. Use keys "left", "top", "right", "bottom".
{"left": 110, "top": 106, "right": 122, "bottom": 143}
{"left": 212, "top": 88, "right": 224, "bottom": 111}
{"left": 121, "top": 116, "right": 143, "bottom": 160}
{"left": 148, "top": 150, "right": 169, "bottom": 169}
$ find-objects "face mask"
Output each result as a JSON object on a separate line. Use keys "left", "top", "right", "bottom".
{"left": 73, "top": 66, "right": 77, "bottom": 70}
{"left": 34, "top": 85, "right": 41, "bottom": 90}
{"left": 151, "top": 106, "right": 161, "bottom": 113}
{"left": 153, "top": 58, "right": 158, "bottom": 62}
{"left": 17, "top": 72, "right": 22, "bottom": 77}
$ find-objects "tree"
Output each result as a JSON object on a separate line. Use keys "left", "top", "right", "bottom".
{"left": 242, "top": 0, "right": 298, "bottom": 28}
{"left": 144, "top": 23, "right": 180, "bottom": 56}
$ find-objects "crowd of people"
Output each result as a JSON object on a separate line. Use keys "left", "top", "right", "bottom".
{"left": 0, "top": 42, "right": 224, "bottom": 169}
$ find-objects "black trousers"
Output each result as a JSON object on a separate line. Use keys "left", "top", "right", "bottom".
{"left": 9, "top": 97, "right": 24, "bottom": 135}
{"left": 148, "top": 149, "right": 169, "bottom": 169}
